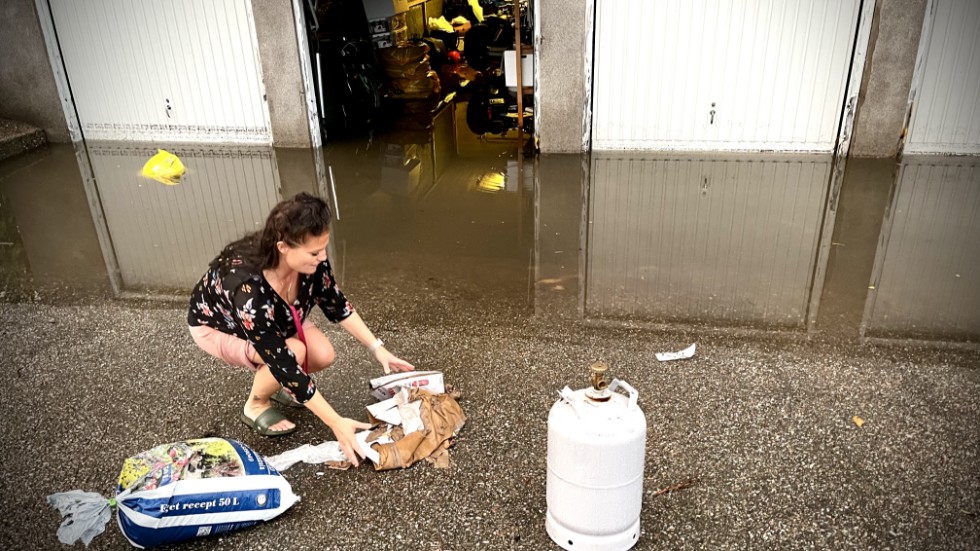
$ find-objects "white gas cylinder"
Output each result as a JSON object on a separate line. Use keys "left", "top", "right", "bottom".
{"left": 546, "top": 364, "right": 646, "bottom": 551}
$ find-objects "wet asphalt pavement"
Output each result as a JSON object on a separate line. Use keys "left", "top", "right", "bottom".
{"left": 1, "top": 289, "right": 978, "bottom": 551}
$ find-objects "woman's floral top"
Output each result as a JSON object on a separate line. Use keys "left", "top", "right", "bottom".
{"left": 188, "top": 249, "right": 354, "bottom": 403}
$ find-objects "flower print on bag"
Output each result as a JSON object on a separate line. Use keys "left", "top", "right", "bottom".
{"left": 196, "top": 301, "right": 213, "bottom": 318}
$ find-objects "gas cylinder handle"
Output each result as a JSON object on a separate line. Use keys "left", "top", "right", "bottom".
{"left": 609, "top": 379, "right": 639, "bottom": 410}
{"left": 559, "top": 386, "right": 585, "bottom": 418}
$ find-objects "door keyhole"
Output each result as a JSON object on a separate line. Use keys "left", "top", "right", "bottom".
{"left": 165, "top": 98, "right": 173, "bottom": 119}
{"left": 709, "top": 102, "right": 716, "bottom": 125}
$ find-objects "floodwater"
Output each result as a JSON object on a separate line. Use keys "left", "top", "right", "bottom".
{"left": 1, "top": 104, "right": 978, "bottom": 344}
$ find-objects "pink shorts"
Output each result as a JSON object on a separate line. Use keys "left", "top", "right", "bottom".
{"left": 189, "top": 321, "right": 314, "bottom": 371}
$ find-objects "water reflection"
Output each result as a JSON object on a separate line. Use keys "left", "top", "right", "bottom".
{"left": 1, "top": 137, "right": 978, "bottom": 343}
{"left": 0, "top": 144, "right": 108, "bottom": 294}
{"left": 585, "top": 153, "right": 832, "bottom": 328}
{"left": 87, "top": 143, "right": 288, "bottom": 291}
{"left": 862, "top": 156, "right": 980, "bottom": 340}
{"left": 325, "top": 109, "right": 536, "bottom": 325}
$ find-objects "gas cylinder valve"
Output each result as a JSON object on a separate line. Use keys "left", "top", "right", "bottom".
{"left": 586, "top": 361, "right": 611, "bottom": 402}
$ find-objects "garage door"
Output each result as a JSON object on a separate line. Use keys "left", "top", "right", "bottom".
{"left": 862, "top": 156, "right": 980, "bottom": 339}
{"left": 591, "top": 0, "right": 861, "bottom": 152}
{"left": 586, "top": 153, "right": 831, "bottom": 326}
{"left": 46, "top": 0, "right": 271, "bottom": 144}
{"left": 904, "top": 0, "right": 980, "bottom": 155}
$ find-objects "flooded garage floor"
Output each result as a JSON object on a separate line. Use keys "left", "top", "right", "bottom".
{"left": 0, "top": 115, "right": 978, "bottom": 549}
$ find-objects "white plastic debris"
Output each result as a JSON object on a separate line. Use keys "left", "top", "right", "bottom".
{"left": 265, "top": 441, "right": 347, "bottom": 472}
{"left": 47, "top": 490, "right": 112, "bottom": 546}
{"left": 656, "top": 343, "right": 697, "bottom": 362}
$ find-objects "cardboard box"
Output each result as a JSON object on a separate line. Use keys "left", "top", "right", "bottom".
{"left": 368, "top": 370, "right": 445, "bottom": 401}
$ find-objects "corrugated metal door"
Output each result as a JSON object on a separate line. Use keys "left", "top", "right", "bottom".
{"left": 592, "top": 0, "right": 861, "bottom": 152}
{"left": 862, "top": 157, "right": 980, "bottom": 339}
{"left": 905, "top": 0, "right": 980, "bottom": 155}
{"left": 586, "top": 154, "right": 831, "bottom": 326}
{"left": 88, "top": 144, "right": 281, "bottom": 289}
{"left": 48, "top": 0, "right": 271, "bottom": 144}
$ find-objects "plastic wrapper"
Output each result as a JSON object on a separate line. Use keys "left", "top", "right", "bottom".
{"left": 48, "top": 438, "right": 298, "bottom": 548}
{"left": 383, "top": 59, "right": 431, "bottom": 80}
{"left": 389, "top": 71, "right": 441, "bottom": 99}
{"left": 265, "top": 441, "right": 349, "bottom": 472}
{"left": 48, "top": 490, "right": 113, "bottom": 547}
{"left": 140, "top": 149, "right": 185, "bottom": 185}
{"left": 378, "top": 45, "right": 427, "bottom": 67}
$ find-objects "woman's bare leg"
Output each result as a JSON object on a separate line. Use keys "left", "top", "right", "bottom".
{"left": 244, "top": 337, "right": 306, "bottom": 431}
{"left": 302, "top": 325, "right": 336, "bottom": 374}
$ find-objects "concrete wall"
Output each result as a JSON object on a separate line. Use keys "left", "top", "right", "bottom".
{"left": 850, "top": 0, "right": 928, "bottom": 158}
{"left": 0, "top": 0, "right": 70, "bottom": 143}
{"left": 535, "top": 0, "right": 589, "bottom": 154}
{"left": 252, "top": 0, "right": 313, "bottom": 148}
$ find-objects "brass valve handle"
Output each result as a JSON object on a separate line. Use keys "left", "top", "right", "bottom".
{"left": 589, "top": 361, "right": 609, "bottom": 391}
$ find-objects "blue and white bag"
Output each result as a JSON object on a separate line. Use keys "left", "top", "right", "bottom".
{"left": 48, "top": 438, "right": 298, "bottom": 548}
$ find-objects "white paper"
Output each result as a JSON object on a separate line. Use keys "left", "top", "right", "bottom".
{"left": 369, "top": 371, "right": 445, "bottom": 401}
{"left": 369, "top": 370, "right": 441, "bottom": 389}
{"left": 366, "top": 388, "right": 423, "bottom": 429}
{"left": 398, "top": 400, "right": 425, "bottom": 436}
{"left": 655, "top": 343, "right": 696, "bottom": 362}
{"left": 355, "top": 429, "right": 391, "bottom": 464}
{"left": 366, "top": 394, "right": 404, "bottom": 425}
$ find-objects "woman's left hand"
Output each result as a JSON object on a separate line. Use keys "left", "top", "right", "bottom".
{"left": 375, "top": 347, "right": 415, "bottom": 374}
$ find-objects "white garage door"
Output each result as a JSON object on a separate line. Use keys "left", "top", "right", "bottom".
{"left": 47, "top": 0, "right": 271, "bottom": 144}
{"left": 592, "top": 0, "right": 861, "bottom": 152}
{"left": 586, "top": 154, "right": 830, "bottom": 326}
{"left": 905, "top": 0, "right": 980, "bottom": 155}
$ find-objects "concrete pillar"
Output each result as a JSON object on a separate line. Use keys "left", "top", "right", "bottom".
{"left": 0, "top": 0, "right": 70, "bottom": 143}
{"left": 850, "top": 0, "right": 929, "bottom": 158}
{"left": 252, "top": 0, "right": 314, "bottom": 148}
{"left": 535, "top": 0, "right": 589, "bottom": 154}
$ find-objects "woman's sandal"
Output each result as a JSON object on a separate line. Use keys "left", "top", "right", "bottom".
{"left": 240, "top": 408, "right": 297, "bottom": 437}
{"left": 270, "top": 388, "right": 304, "bottom": 409}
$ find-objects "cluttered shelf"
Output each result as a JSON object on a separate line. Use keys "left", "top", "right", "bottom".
{"left": 313, "top": 1, "right": 532, "bottom": 141}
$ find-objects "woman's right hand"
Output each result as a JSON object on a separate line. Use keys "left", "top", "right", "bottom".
{"left": 328, "top": 416, "right": 373, "bottom": 467}
{"left": 304, "top": 391, "right": 373, "bottom": 467}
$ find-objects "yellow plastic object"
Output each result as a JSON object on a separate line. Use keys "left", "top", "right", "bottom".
{"left": 141, "top": 149, "right": 185, "bottom": 185}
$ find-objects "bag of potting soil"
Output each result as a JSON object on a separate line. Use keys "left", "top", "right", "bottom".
{"left": 48, "top": 438, "right": 298, "bottom": 548}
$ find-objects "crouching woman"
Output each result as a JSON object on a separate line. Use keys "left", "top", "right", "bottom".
{"left": 188, "top": 192, "right": 414, "bottom": 466}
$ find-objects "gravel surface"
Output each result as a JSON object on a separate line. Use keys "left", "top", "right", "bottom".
{"left": 0, "top": 295, "right": 977, "bottom": 551}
